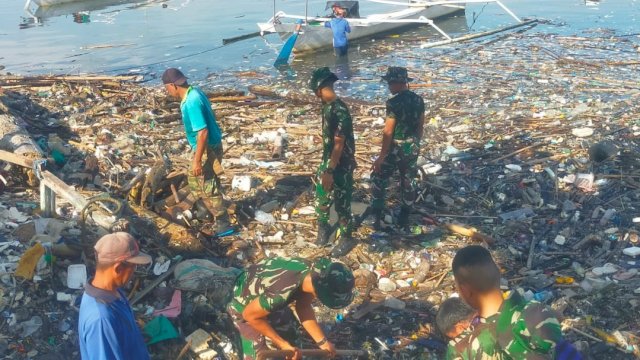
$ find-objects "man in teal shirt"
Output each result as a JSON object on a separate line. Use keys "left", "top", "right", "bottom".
{"left": 162, "top": 68, "right": 227, "bottom": 228}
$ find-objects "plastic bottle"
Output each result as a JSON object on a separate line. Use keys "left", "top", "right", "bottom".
{"left": 413, "top": 252, "right": 432, "bottom": 284}
{"left": 384, "top": 296, "right": 406, "bottom": 310}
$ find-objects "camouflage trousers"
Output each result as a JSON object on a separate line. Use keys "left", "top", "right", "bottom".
{"left": 315, "top": 164, "right": 354, "bottom": 238}
{"left": 230, "top": 307, "right": 300, "bottom": 360}
{"left": 371, "top": 142, "right": 419, "bottom": 211}
{"left": 187, "top": 144, "right": 225, "bottom": 217}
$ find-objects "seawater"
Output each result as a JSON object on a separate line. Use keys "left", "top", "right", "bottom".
{"left": 0, "top": 0, "right": 637, "bottom": 89}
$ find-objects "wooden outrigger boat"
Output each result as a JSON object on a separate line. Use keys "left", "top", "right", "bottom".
{"left": 258, "top": 0, "right": 523, "bottom": 52}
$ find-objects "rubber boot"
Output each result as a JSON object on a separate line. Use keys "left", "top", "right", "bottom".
{"left": 316, "top": 222, "right": 332, "bottom": 246}
{"left": 331, "top": 236, "right": 356, "bottom": 257}
{"left": 397, "top": 206, "right": 411, "bottom": 230}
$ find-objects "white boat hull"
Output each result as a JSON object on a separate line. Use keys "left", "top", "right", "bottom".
{"left": 260, "top": 5, "right": 463, "bottom": 52}
{"left": 33, "top": 0, "right": 89, "bottom": 6}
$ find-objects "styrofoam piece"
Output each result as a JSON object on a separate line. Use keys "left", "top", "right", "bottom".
{"left": 67, "top": 264, "right": 87, "bottom": 289}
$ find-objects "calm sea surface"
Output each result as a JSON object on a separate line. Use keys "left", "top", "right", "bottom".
{"left": 0, "top": 0, "right": 638, "bottom": 86}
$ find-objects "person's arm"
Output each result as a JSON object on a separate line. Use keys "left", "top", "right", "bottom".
{"left": 328, "top": 135, "right": 345, "bottom": 170}
{"left": 242, "top": 298, "right": 296, "bottom": 351}
{"left": 345, "top": 20, "right": 351, "bottom": 33}
{"left": 324, "top": 20, "right": 331, "bottom": 28}
{"left": 192, "top": 128, "right": 208, "bottom": 176}
{"left": 372, "top": 117, "right": 395, "bottom": 173}
{"left": 295, "top": 292, "right": 336, "bottom": 357}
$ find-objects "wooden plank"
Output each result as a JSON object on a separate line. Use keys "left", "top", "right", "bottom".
{"left": 40, "top": 170, "right": 116, "bottom": 229}
{"left": 0, "top": 149, "right": 39, "bottom": 168}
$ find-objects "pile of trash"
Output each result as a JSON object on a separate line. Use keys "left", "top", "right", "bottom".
{"left": 1, "top": 25, "right": 640, "bottom": 359}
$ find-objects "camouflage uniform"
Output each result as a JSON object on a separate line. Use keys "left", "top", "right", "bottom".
{"left": 445, "top": 291, "right": 563, "bottom": 360}
{"left": 187, "top": 145, "right": 225, "bottom": 216}
{"left": 227, "top": 257, "right": 312, "bottom": 360}
{"left": 315, "top": 98, "right": 356, "bottom": 238}
{"left": 371, "top": 89, "right": 425, "bottom": 212}
{"left": 495, "top": 291, "right": 563, "bottom": 359}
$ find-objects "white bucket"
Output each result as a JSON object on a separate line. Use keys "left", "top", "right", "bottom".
{"left": 67, "top": 264, "right": 87, "bottom": 289}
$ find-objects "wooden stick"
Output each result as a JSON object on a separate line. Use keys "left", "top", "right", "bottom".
{"left": 175, "top": 339, "right": 192, "bottom": 360}
{"left": 0, "top": 149, "right": 41, "bottom": 168}
{"left": 130, "top": 261, "right": 181, "bottom": 306}
{"left": 435, "top": 269, "right": 449, "bottom": 288}
{"left": 490, "top": 142, "right": 543, "bottom": 163}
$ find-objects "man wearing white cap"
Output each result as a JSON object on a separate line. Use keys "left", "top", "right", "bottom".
{"left": 78, "top": 232, "right": 152, "bottom": 360}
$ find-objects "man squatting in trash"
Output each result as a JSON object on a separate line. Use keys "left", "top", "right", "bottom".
{"left": 162, "top": 67, "right": 229, "bottom": 230}
{"left": 371, "top": 66, "right": 425, "bottom": 230}
{"left": 309, "top": 67, "right": 358, "bottom": 257}
{"left": 447, "top": 245, "right": 566, "bottom": 360}
{"left": 227, "top": 257, "right": 355, "bottom": 360}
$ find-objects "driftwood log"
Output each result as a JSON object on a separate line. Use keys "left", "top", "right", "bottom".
{"left": 248, "top": 85, "right": 375, "bottom": 115}
{"left": 0, "top": 114, "right": 47, "bottom": 186}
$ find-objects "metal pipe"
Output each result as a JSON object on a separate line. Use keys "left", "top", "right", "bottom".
{"left": 304, "top": 0, "right": 308, "bottom": 23}
{"left": 257, "top": 349, "right": 367, "bottom": 360}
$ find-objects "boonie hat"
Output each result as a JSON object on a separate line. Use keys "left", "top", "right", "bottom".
{"left": 309, "top": 67, "right": 338, "bottom": 91}
{"left": 381, "top": 66, "right": 413, "bottom": 83}
{"left": 311, "top": 258, "right": 355, "bottom": 309}
{"left": 94, "top": 232, "right": 152, "bottom": 265}
{"left": 162, "top": 68, "right": 188, "bottom": 86}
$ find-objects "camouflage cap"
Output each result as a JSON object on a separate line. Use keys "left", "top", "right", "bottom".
{"left": 309, "top": 67, "right": 338, "bottom": 91}
{"left": 311, "top": 258, "right": 355, "bottom": 309}
{"left": 381, "top": 66, "right": 413, "bottom": 83}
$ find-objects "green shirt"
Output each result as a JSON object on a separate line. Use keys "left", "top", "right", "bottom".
{"left": 446, "top": 291, "right": 563, "bottom": 360}
{"left": 385, "top": 89, "right": 425, "bottom": 142}
{"left": 228, "top": 257, "right": 311, "bottom": 318}
{"left": 321, "top": 98, "right": 356, "bottom": 170}
{"left": 180, "top": 86, "right": 222, "bottom": 149}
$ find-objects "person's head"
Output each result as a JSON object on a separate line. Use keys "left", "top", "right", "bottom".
{"left": 94, "top": 232, "right": 152, "bottom": 288}
{"left": 332, "top": 4, "right": 345, "bottom": 17}
{"left": 162, "top": 68, "right": 189, "bottom": 99}
{"left": 310, "top": 258, "right": 355, "bottom": 309}
{"left": 436, "top": 297, "right": 477, "bottom": 339}
{"left": 381, "top": 66, "right": 412, "bottom": 94}
{"left": 452, "top": 245, "right": 501, "bottom": 309}
{"left": 309, "top": 67, "right": 338, "bottom": 100}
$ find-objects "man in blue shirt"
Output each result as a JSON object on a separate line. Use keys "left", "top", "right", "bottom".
{"left": 325, "top": 5, "right": 351, "bottom": 57}
{"left": 162, "top": 68, "right": 228, "bottom": 229}
{"left": 78, "top": 232, "right": 152, "bottom": 360}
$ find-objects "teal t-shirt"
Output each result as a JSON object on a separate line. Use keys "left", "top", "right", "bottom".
{"left": 180, "top": 86, "right": 222, "bottom": 148}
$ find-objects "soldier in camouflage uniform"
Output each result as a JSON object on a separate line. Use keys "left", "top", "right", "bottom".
{"left": 227, "top": 257, "right": 354, "bottom": 360}
{"left": 447, "top": 245, "right": 564, "bottom": 360}
{"left": 309, "top": 67, "right": 357, "bottom": 257}
{"left": 371, "top": 66, "right": 425, "bottom": 229}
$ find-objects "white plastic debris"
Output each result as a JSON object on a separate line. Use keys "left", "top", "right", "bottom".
{"left": 623, "top": 247, "right": 640, "bottom": 257}
{"left": 254, "top": 210, "right": 276, "bottom": 225}
{"left": 378, "top": 277, "right": 397, "bottom": 292}
{"left": 572, "top": 127, "right": 594, "bottom": 137}
{"left": 505, "top": 164, "right": 522, "bottom": 172}
{"left": 231, "top": 176, "right": 252, "bottom": 192}
{"left": 67, "top": 264, "right": 87, "bottom": 289}
{"left": 554, "top": 235, "right": 566, "bottom": 246}
{"left": 153, "top": 256, "right": 171, "bottom": 275}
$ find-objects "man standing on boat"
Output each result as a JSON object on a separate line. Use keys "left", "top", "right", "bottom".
{"left": 309, "top": 67, "right": 357, "bottom": 257}
{"left": 161, "top": 68, "right": 229, "bottom": 231}
{"left": 325, "top": 4, "right": 351, "bottom": 57}
{"left": 370, "top": 67, "right": 425, "bottom": 230}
